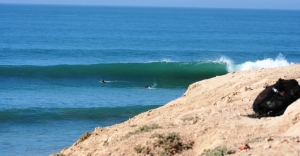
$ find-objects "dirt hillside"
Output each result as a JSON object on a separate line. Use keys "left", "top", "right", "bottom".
{"left": 53, "top": 64, "right": 300, "bottom": 156}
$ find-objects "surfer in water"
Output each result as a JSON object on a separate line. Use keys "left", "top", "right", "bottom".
{"left": 101, "top": 80, "right": 105, "bottom": 83}
{"left": 145, "top": 85, "right": 149, "bottom": 89}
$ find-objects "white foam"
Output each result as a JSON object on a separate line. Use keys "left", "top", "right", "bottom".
{"left": 214, "top": 53, "right": 292, "bottom": 72}
{"left": 238, "top": 53, "right": 291, "bottom": 71}
{"left": 216, "top": 56, "right": 235, "bottom": 72}
{"left": 148, "top": 58, "right": 174, "bottom": 63}
{"left": 151, "top": 81, "right": 157, "bottom": 88}
{"left": 161, "top": 58, "right": 173, "bottom": 62}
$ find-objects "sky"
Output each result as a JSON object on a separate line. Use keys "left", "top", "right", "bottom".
{"left": 0, "top": 0, "right": 300, "bottom": 10}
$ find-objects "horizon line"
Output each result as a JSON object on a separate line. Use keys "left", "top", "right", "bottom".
{"left": 1, "top": 2, "right": 300, "bottom": 11}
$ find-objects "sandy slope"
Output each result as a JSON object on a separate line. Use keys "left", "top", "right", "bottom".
{"left": 53, "top": 64, "right": 300, "bottom": 156}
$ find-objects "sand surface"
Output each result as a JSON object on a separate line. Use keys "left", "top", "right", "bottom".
{"left": 53, "top": 64, "right": 300, "bottom": 156}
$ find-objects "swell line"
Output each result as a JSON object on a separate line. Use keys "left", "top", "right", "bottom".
{"left": 0, "top": 105, "right": 161, "bottom": 123}
{"left": 0, "top": 62, "right": 228, "bottom": 78}
{"left": 0, "top": 62, "right": 228, "bottom": 88}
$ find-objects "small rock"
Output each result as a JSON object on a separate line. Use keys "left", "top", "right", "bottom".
{"left": 266, "top": 137, "right": 273, "bottom": 142}
{"left": 192, "top": 119, "right": 197, "bottom": 124}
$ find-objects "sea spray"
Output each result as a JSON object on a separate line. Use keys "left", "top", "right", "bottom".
{"left": 217, "top": 56, "right": 235, "bottom": 72}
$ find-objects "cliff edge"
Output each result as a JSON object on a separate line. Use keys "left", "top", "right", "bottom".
{"left": 53, "top": 64, "right": 300, "bottom": 156}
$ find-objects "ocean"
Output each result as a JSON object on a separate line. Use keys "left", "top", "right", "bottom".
{"left": 0, "top": 4, "right": 299, "bottom": 155}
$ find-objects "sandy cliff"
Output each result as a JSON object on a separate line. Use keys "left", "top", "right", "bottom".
{"left": 54, "top": 64, "right": 300, "bottom": 156}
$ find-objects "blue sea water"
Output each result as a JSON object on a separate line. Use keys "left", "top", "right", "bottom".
{"left": 0, "top": 4, "right": 299, "bottom": 155}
